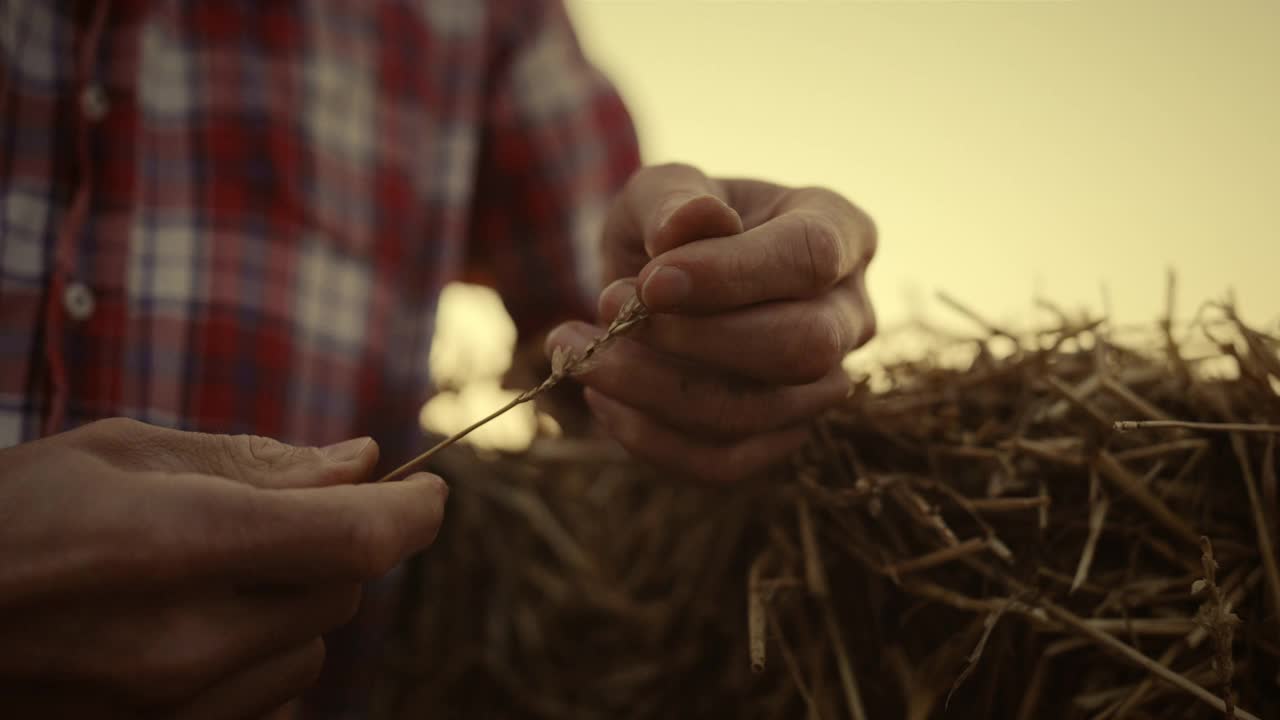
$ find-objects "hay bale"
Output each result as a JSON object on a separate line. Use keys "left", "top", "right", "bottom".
{"left": 374, "top": 300, "right": 1279, "bottom": 720}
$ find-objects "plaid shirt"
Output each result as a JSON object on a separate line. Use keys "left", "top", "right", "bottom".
{"left": 0, "top": 0, "right": 638, "bottom": 714}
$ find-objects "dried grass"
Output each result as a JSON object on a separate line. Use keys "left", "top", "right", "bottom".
{"left": 370, "top": 297, "right": 1279, "bottom": 720}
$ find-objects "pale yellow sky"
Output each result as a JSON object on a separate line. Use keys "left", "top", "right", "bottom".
{"left": 567, "top": 0, "right": 1279, "bottom": 329}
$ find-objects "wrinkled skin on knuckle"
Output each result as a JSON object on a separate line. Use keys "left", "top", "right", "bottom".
{"left": 780, "top": 310, "right": 843, "bottom": 384}
{"left": 242, "top": 434, "right": 307, "bottom": 469}
{"left": 791, "top": 212, "right": 844, "bottom": 294}
{"left": 67, "top": 418, "right": 163, "bottom": 471}
{"left": 70, "top": 420, "right": 229, "bottom": 477}
{"left": 792, "top": 185, "right": 877, "bottom": 263}
{"left": 212, "top": 434, "right": 278, "bottom": 482}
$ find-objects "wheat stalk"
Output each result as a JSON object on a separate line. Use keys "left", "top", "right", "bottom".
{"left": 1115, "top": 419, "right": 1280, "bottom": 434}
{"left": 376, "top": 294, "right": 650, "bottom": 484}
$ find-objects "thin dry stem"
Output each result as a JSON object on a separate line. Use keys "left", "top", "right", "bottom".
{"left": 1230, "top": 433, "right": 1280, "bottom": 638}
{"left": 946, "top": 600, "right": 1012, "bottom": 708}
{"left": 821, "top": 597, "right": 867, "bottom": 720}
{"left": 971, "top": 558, "right": 1263, "bottom": 720}
{"left": 1115, "top": 419, "right": 1280, "bottom": 434}
{"left": 886, "top": 537, "right": 991, "bottom": 577}
{"left": 1071, "top": 469, "right": 1108, "bottom": 594}
{"left": 378, "top": 295, "right": 649, "bottom": 483}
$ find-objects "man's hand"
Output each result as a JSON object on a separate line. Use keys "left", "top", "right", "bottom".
{"left": 547, "top": 163, "right": 876, "bottom": 483}
{"left": 0, "top": 418, "right": 448, "bottom": 718}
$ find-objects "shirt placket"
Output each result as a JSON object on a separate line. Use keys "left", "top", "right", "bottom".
{"left": 42, "top": 0, "right": 111, "bottom": 435}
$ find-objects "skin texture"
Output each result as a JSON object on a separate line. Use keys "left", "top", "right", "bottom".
{"left": 546, "top": 163, "right": 877, "bottom": 484}
{"left": 0, "top": 418, "right": 448, "bottom": 718}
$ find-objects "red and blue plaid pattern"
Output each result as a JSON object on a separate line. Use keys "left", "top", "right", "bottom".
{"left": 1, "top": 0, "right": 639, "bottom": 714}
{"left": 0, "top": 0, "right": 639, "bottom": 457}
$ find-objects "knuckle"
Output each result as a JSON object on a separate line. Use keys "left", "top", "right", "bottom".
{"left": 205, "top": 434, "right": 307, "bottom": 484}
{"left": 793, "top": 213, "right": 844, "bottom": 292}
{"left": 244, "top": 434, "right": 304, "bottom": 467}
{"left": 72, "top": 418, "right": 158, "bottom": 470}
{"left": 648, "top": 161, "right": 698, "bottom": 179}
{"left": 209, "top": 434, "right": 256, "bottom": 482}
{"left": 796, "top": 185, "right": 877, "bottom": 263}
{"left": 786, "top": 311, "right": 844, "bottom": 383}
{"left": 87, "top": 416, "right": 148, "bottom": 438}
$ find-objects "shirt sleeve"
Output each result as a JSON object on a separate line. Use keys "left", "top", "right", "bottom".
{"left": 465, "top": 0, "right": 641, "bottom": 339}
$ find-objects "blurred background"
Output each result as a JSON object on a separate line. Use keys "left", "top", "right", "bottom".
{"left": 425, "top": 0, "right": 1280, "bottom": 449}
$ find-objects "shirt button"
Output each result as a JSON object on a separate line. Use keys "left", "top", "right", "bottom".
{"left": 80, "top": 84, "right": 109, "bottom": 122}
{"left": 63, "top": 282, "right": 96, "bottom": 321}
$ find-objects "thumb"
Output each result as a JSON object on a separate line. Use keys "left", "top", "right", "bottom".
{"left": 78, "top": 418, "right": 380, "bottom": 490}
{"left": 188, "top": 433, "right": 381, "bottom": 490}
{"left": 603, "top": 163, "right": 743, "bottom": 281}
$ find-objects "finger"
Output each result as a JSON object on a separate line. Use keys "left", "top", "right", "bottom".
{"left": 1, "top": 585, "right": 360, "bottom": 707}
{"left": 584, "top": 388, "right": 809, "bottom": 484}
{"left": 546, "top": 323, "right": 849, "bottom": 440}
{"left": 636, "top": 188, "right": 876, "bottom": 313}
{"left": 175, "top": 472, "right": 449, "bottom": 585}
{"left": 602, "top": 163, "right": 743, "bottom": 282}
{"left": 600, "top": 277, "right": 873, "bottom": 385}
{"left": 171, "top": 639, "right": 326, "bottom": 720}
{"left": 77, "top": 418, "right": 380, "bottom": 489}
{"left": 11, "top": 471, "right": 447, "bottom": 600}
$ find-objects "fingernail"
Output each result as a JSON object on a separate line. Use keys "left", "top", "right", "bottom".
{"left": 550, "top": 322, "right": 602, "bottom": 356}
{"left": 641, "top": 265, "right": 690, "bottom": 308}
{"left": 323, "top": 436, "right": 372, "bottom": 462}
{"left": 597, "top": 277, "right": 638, "bottom": 319}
